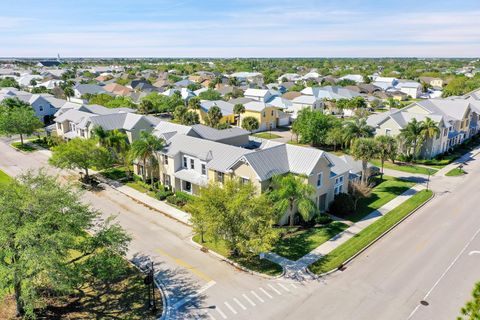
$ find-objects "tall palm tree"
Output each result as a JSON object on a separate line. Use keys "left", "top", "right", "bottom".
{"left": 351, "top": 138, "right": 379, "bottom": 184}
{"left": 106, "top": 129, "right": 129, "bottom": 157}
{"left": 399, "top": 118, "right": 425, "bottom": 160}
{"left": 63, "top": 86, "right": 74, "bottom": 101}
{"left": 91, "top": 126, "right": 109, "bottom": 147}
{"left": 129, "top": 132, "right": 164, "bottom": 188}
{"left": 188, "top": 97, "right": 201, "bottom": 111}
{"left": 375, "top": 135, "right": 397, "bottom": 177}
{"left": 421, "top": 117, "right": 440, "bottom": 157}
{"left": 269, "top": 174, "right": 317, "bottom": 226}
{"left": 206, "top": 105, "right": 223, "bottom": 128}
{"left": 387, "top": 97, "right": 398, "bottom": 111}
{"left": 343, "top": 117, "right": 375, "bottom": 147}
{"left": 233, "top": 103, "right": 245, "bottom": 126}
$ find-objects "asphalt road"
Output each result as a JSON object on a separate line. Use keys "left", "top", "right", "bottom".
{"left": 1, "top": 137, "right": 479, "bottom": 320}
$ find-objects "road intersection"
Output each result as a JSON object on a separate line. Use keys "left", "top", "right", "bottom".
{"left": 1, "top": 138, "right": 479, "bottom": 319}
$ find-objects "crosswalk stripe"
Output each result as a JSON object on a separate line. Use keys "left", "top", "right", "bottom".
{"left": 215, "top": 306, "right": 227, "bottom": 319}
{"left": 268, "top": 284, "right": 282, "bottom": 295}
{"left": 251, "top": 290, "right": 265, "bottom": 303}
{"left": 233, "top": 298, "right": 247, "bottom": 310}
{"left": 290, "top": 283, "right": 297, "bottom": 289}
{"left": 278, "top": 283, "right": 290, "bottom": 292}
{"left": 208, "top": 312, "right": 217, "bottom": 320}
{"left": 259, "top": 287, "right": 273, "bottom": 299}
{"left": 243, "top": 293, "right": 256, "bottom": 306}
{"left": 224, "top": 301, "right": 237, "bottom": 314}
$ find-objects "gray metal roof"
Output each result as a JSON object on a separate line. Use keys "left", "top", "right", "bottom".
{"left": 190, "top": 124, "right": 249, "bottom": 141}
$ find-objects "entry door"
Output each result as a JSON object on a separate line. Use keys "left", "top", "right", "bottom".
{"left": 318, "top": 193, "right": 327, "bottom": 212}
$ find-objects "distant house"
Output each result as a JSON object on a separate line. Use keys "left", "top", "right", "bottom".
{"left": 161, "top": 88, "right": 194, "bottom": 100}
{"left": 396, "top": 81, "right": 421, "bottom": 98}
{"left": 73, "top": 84, "right": 106, "bottom": 99}
{"left": 198, "top": 100, "right": 237, "bottom": 125}
{"left": 242, "top": 101, "right": 290, "bottom": 131}
{"left": 243, "top": 88, "right": 279, "bottom": 102}
{"left": 339, "top": 74, "right": 364, "bottom": 83}
{"left": 301, "top": 86, "right": 360, "bottom": 100}
{"left": 229, "top": 72, "right": 264, "bottom": 85}
{"left": 419, "top": 76, "right": 445, "bottom": 89}
{"left": 103, "top": 83, "right": 133, "bottom": 96}
{"left": 289, "top": 95, "right": 323, "bottom": 119}
{"left": 0, "top": 88, "right": 59, "bottom": 123}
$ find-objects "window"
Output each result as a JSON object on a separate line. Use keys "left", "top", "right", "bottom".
{"left": 201, "top": 164, "right": 206, "bottom": 175}
{"left": 164, "top": 155, "right": 168, "bottom": 165}
{"left": 385, "top": 128, "right": 391, "bottom": 136}
{"left": 183, "top": 156, "right": 187, "bottom": 168}
{"left": 39, "top": 105, "right": 43, "bottom": 112}
{"left": 163, "top": 174, "right": 170, "bottom": 187}
{"left": 317, "top": 172, "right": 323, "bottom": 188}
{"left": 57, "top": 123, "right": 61, "bottom": 130}
{"left": 271, "top": 110, "right": 274, "bottom": 116}
{"left": 190, "top": 158, "right": 195, "bottom": 169}
{"left": 216, "top": 171, "right": 224, "bottom": 183}
{"left": 262, "top": 112, "right": 266, "bottom": 117}
{"left": 334, "top": 185, "right": 343, "bottom": 195}
{"left": 240, "top": 177, "right": 249, "bottom": 185}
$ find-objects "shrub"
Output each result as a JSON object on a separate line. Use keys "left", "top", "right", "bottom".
{"left": 155, "top": 189, "right": 173, "bottom": 200}
{"left": 329, "top": 193, "right": 354, "bottom": 218}
{"left": 166, "top": 191, "right": 194, "bottom": 207}
{"left": 397, "top": 153, "right": 413, "bottom": 163}
{"left": 315, "top": 215, "right": 333, "bottom": 225}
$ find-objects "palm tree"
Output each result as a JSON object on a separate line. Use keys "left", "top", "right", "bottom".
{"left": 63, "top": 86, "right": 74, "bottom": 101}
{"left": 91, "top": 126, "right": 109, "bottom": 147}
{"left": 206, "top": 105, "right": 223, "bottom": 128}
{"left": 421, "top": 117, "right": 440, "bottom": 157}
{"left": 106, "top": 129, "right": 129, "bottom": 157}
{"left": 269, "top": 174, "right": 317, "bottom": 226}
{"left": 375, "top": 135, "right": 397, "bottom": 177}
{"left": 188, "top": 97, "right": 201, "bottom": 111}
{"left": 326, "top": 126, "right": 344, "bottom": 151}
{"left": 241, "top": 116, "right": 259, "bottom": 133}
{"left": 351, "top": 138, "right": 379, "bottom": 184}
{"left": 138, "top": 99, "right": 154, "bottom": 115}
{"left": 233, "top": 103, "right": 245, "bottom": 126}
{"left": 399, "top": 118, "right": 424, "bottom": 160}
{"left": 387, "top": 97, "right": 398, "bottom": 111}
{"left": 343, "top": 117, "right": 375, "bottom": 147}
{"left": 129, "top": 132, "right": 164, "bottom": 188}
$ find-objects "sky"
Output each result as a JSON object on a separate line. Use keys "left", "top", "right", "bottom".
{"left": 1, "top": 0, "right": 479, "bottom": 58}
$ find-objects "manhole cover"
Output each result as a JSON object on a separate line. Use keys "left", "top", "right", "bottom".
{"left": 420, "top": 300, "right": 429, "bottom": 306}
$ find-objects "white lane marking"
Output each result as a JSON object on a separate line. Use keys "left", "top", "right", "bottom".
{"left": 278, "top": 283, "right": 290, "bottom": 292}
{"left": 224, "top": 301, "right": 237, "bottom": 314}
{"left": 251, "top": 290, "right": 265, "bottom": 303}
{"left": 468, "top": 250, "right": 480, "bottom": 255}
{"left": 173, "top": 280, "right": 217, "bottom": 309}
{"left": 259, "top": 287, "right": 273, "bottom": 299}
{"left": 268, "top": 284, "right": 282, "bottom": 295}
{"left": 290, "top": 283, "right": 297, "bottom": 289}
{"left": 407, "top": 225, "right": 480, "bottom": 320}
{"left": 215, "top": 306, "right": 228, "bottom": 319}
{"left": 243, "top": 293, "right": 256, "bottom": 306}
{"left": 208, "top": 312, "right": 217, "bottom": 320}
{"left": 233, "top": 298, "right": 247, "bottom": 310}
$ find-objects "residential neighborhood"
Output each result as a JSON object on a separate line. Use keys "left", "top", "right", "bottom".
{"left": 1, "top": 1, "right": 480, "bottom": 320}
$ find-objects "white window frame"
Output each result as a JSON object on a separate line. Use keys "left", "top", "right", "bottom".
{"left": 317, "top": 172, "right": 323, "bottom": 188}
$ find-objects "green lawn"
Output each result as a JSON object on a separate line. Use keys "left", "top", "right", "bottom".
{"left": 445, "top": 167, "right": 466, "bottom": 177}
{"left": 347, "top": 176, "right": 415, "bottom": 222}
{"left": 11, "top": 141, "right": 36, "bottom": 152}
{"left": 252, "top": 132, "right": 282, "bottom": 139}
{"left": 272, "top": 222, "right": 349, "bottom": 261}
{"left": 29, "top": 138, "right": 50, "bottom": 150}
{"left": 309, "top": 189, "right": 433, "bottom": 274}
{"left": 192, "top": 235, "right": 283, "bottom": 276}
{"left": 370, "top": 159, "right": 437, "bottom": 175}
{"left": 0, "top": 169, "right": 12, "bottom": 186}
{"left": 101, "top": 167, "right": 130, "bottom": 181}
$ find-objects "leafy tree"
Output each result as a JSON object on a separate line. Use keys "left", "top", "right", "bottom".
{"left": 206, "top": 105, "right": 223, "bottom": 128}
{"left": 0, "top": 171, "right": 130, "bottom": 318}
{"left": 0, "top": 77, "right": 20, "bottom": 88}
{"left": 91, "top": 125, "right": 109, "bottom": 146}
{"left": 343, "top": 117, "right": 375, "bottom": 147}
{"left": 336, "top": 79, "right": 356, "bottom": 87}
{"left": 326, "top": 126, "right": 344, "bottom": 151}
{"left": 233, "top": 103, "right": 245, "bottom": 125}
{"left": 375, "top": 135, "right": 397, "bottom": 176}
{"left": 269, "top": 174, "right": 317, "bottom": 226}
{"left": 198, "top": 89, "right": 222, "bottom": 101}
{"left": 49, "top": 138, "right": 112, "bottom": 180}
{"left": 458, "top": 282, "right": 480, "bottom": 320}
{"left": 288, "top": 83, "right": 305, "bottom": 92}
{"left": 349, "top": 180, "right": 373, "bottom": 210}
{"left": 129, "top": 131, "right": 164, "bottom": 188}
{"left": 31, "top": 86, "right": 50, "bottom": 94}
{"left": 292, "top": 109, "right": 340, "bottom": 146}
{"left": 187, "top": 83, "right": 202, "bottom": 91}
{"left": 138, "top": 99, "right": 154, "bottom": 115}
{"left": 191, "top": 179, "right": 278, "bottom": 256}
{"left": 351, "top": 138, "right": 379, "bottom": 184}
{"left": 387, "top": 97, "right": 399, "bottom": 110}
{"left": 241, "top": 116, "right": 259, "bottom": 132}
{"left": 348, "top": 96, "right": 367, "bottom": 109}
{"left": 0, "top": 98, "right": 43, "bottom": 145}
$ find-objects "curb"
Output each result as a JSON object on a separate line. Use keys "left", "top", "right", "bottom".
{"left": 307, "top": 190, "right": 435, "bottom": 279}
{"left": 189, "top": 237, "right": 285, "bottom": 279}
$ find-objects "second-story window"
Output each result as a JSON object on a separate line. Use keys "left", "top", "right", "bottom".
{"left": 164, "top": 155, "right": 168, "bottom": 165}
{"left": 201, "top": 164, "right": 206, "bottom": 175}
{"left": 271, "top": 110, "right": 274, "bottom": 116}
{"left": 317, "top": 172, "right": 323, "bottom": 188}
{"left": 39, "top": 105, "right": 43, "bottom": 112}
{"left": 190, "top": 158, "right": 195, "bottom": 170}
{"left": 183, "top": 156, "right": 187, "bottom": 168}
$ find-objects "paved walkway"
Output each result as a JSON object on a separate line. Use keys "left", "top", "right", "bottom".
{"left": 265, "top": 184, "right": 426, "bottom": 277}
{"left": 435, "top": 145, "right": 480, "bottom": 176}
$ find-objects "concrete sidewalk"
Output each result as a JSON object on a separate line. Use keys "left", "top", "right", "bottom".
{"left": 435, "top": 145, "right": 480, "bottom": 176}
{"left": 265, "top": 184, "right": 425, "bottom": 275}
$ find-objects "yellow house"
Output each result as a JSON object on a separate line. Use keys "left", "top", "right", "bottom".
{"left": 197, "top": 100, "right": 237, "bottom": 125}
{"left": 242, "top": 101, "right": 289, "bottom": 132}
